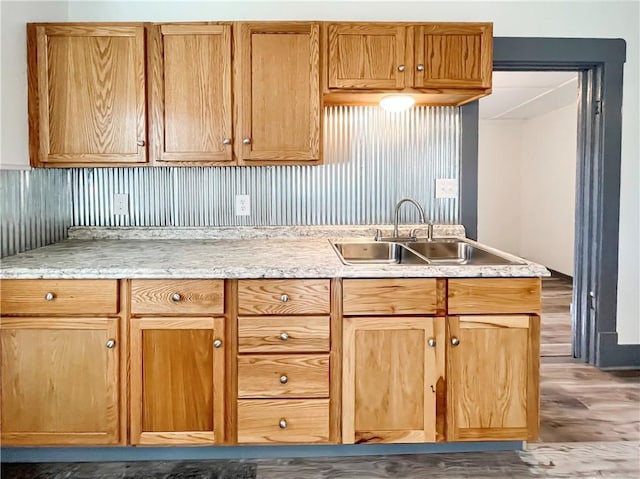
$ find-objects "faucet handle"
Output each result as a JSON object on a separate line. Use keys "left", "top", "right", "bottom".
{"left": 374, "top": 229, "right": 383, "bottom": 241}
{"left": 408, "top": 229, "right": 418, "bottom": 241}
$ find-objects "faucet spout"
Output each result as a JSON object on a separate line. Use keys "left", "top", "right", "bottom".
{"left": 393, "top": 197, "right": 427, "bottom": 239}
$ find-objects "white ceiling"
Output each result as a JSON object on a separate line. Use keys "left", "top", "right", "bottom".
{"left": 479, "top": 71, "right": 579, "bottom": 120}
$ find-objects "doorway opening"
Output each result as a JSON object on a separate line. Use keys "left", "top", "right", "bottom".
{"left": 477, "top": 71, "right": 579, "bottom": 359}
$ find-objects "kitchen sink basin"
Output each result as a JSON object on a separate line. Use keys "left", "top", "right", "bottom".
{"left": 401, "top": 238, "right": 525, "bottom": 265}
{"left": 331, "top": 241, "right": 429, "bottom": 265}
{"left": 332, "top": 238, "right": 525, "bottom": 266}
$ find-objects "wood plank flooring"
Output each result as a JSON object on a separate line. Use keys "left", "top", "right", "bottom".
{"left": 3, "top": 275, "right": 639, "bottom": 478}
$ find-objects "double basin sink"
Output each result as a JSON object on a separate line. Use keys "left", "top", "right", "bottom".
{"left": 332, "top": 238, "right": 525, "bottom": 266}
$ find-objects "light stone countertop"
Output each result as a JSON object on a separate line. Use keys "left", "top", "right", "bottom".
{"left": 0, "top": 226, "right": 550, "bottom": 279}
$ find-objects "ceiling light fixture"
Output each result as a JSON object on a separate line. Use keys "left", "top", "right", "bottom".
{"left": 379, "top": 95, "right": 416, "bottom": 112}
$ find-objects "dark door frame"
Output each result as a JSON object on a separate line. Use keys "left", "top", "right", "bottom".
{"left": 461, "top": 37, "right": 638, "bottom": 368}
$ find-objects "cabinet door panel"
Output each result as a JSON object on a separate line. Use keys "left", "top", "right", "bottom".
{"left": 343, "top": 316, "right": 445, "bottom": 444}
{"left": 414, "top": 23, "right": 492, "bottom": 89}
{"left": 447, "top": 315, "right": 539, "bottom": 441}
{"left": 0, "top": 317, "right": 119, "bottom": 445}
{"left": 236, "top": 23, "right": 320, "bottom": 163}
{"left": 32, "top": 25, "right": 146, "bottom": 165}
{"left": 149, "top": 24, "right": 232, "bottom": 164}
{"left": 328, "top": 23, "right": 406, "bottom": 89}
{"left": 131, "top": 316, "right": 225, "bottom": 445}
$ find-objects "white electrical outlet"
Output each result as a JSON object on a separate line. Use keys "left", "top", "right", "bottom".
{"left": 113, "top": 193, "right": 129, "bottom": 215}
{"left": 235, "top": 194, "right": 250, "bottom": 216}
{"left": 435, "top": 179, "right": 458, "bottom": 199}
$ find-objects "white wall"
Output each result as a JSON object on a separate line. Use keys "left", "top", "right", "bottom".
{"left": 477, "top": 120, "right": 523, "bottom": 255}
{"left": 519, "top": 104, "right": 577, "bottom": 276}
{"left": 2, "top": 0, "right": 638, "bottom": 344}
{"left": 0, "top": 1, "right": 68, "bottom": 169}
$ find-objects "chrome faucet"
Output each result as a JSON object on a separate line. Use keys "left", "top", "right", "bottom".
{"left": 393, "top": 197, "right": 429, "bottom": 240}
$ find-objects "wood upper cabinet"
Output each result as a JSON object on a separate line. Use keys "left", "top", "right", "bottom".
{"left": 327, "top": 23, "right": 407, "bottom": 89}
{"left": 342, "top": 316, "right": 445, "bottom": 444}
{"left": 235, "top": 22, "right": 321, "bottom": 164}
{"left": 447, "top": 314, "right": 540, "bottom": 441}
{"left": 28, "top": 24, "right": 147, "bottom": 167}
{"left": 148, "top": 24, "right": 233, "bottom": 164}
{"left": 130, "top": 316, "right": 225, "bottom": 445}
{"left": 323, "top": 22, "right": 493, "bottom": 106}
{"left": 414, "top": 23, "right": 492, "bottom": 89}
{"left": 0, "top": 317, "right": 120, "bottom": 445}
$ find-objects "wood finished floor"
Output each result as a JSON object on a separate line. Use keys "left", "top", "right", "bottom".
{"left": 3, "top": 276, "right": 639, "bottom": 478}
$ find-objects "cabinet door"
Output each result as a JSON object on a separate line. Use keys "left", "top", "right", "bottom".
{"left": 29, "top": 25, "right": 146, "bottom": 166}
{"left": 0, "top": 317, "right": 120, "bottom": 445}
{"left": 148, "top": 24, "right": 233, "bottom": 164}
{"left": 447, "top": 315, "right": 540, "bottom": 441}
{"left": 236, "top": 22, "right": 320, "bottom": 164}
{"left": 414, "top": 23, "right": 492, "bottom": 89}
{"left": 342, "top": 316, "right": 445, "bottom": 444}
{"left": 130, "top": 317, "right": 225, "bottom": 445}
{"left": 327, "top": 23, "right": 407, "bottom": 90}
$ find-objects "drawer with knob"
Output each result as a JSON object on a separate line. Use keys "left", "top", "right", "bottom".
{"left": 130, "top": 279, "right": 224, "bottom": 316}
{"left": 237, "top": 399, "right": 329, "bottom": 443}
{"left": 238, "top": 354, "right": 329, "bottom": 398}
{"left": 0, "top": 279, "right": 119, "bottom": 315}
{"left": 237, "top": 279, "right": 329, "bottom": 315}
{"left": 238, "top": 316, "right": 330, "bottom": 353}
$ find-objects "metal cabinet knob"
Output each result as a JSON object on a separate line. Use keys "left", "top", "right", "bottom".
{"left": 279, "top": 332, "right": 289, "bottom": 341}
{"left": 280, "top": 375, "right": 288, "bottom": 384}
{"left": 213, "top": 339, "right": 223, "bottom": 348}
{"left": 398, "top": 64, "right": 406, "bottom": 72}
{"left": 279, "top": 419, "right": 288, "bottom": 429}
{"left": 427, "top": 338, "right": 436, "bottom": 348}
{"left": 280, "top": 294, "right": 289, "bottom": 303}
{"left": 222, "top": 138, "right": 231, "bottom": 145}
{"left": 106, "top": 339, "right": 116, "bottom": 349}
{"left": 242, "top": 138, "right": 251, "bottom": 145}
{"left": 171, "top": 293, "right": 182, "bottom": 302}
{"left": 44, "top": 292, "right": 55, "bottom": 301}
{"left": 451, "top": 337, "right": 460, "bottom": 346}
{"left": 137, "top": 139, "right": 145, "bottom": 146}
{"left": 417, "top": 64, "right": 425, "bottom": 72}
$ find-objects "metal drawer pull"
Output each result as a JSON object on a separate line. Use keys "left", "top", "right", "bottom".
{"left": 397, "top": 64, "right": 406, "bottom": 72}
{"left": 213, "top": 339, "right": 223, "bottom": 348}
{"left": 222, "top": 138, "right": 231, "bottom": 145}
{"left": 279, "top": 419, "right": 287, "bottom": 429}
{"left": 280, "top": 294, "right": 289, "bottom": 303}
{"left": 451, "top": 337, "right": 460, "bottom": 346}
{"left": 279, "top": 375, "right": 288, "bottom": 384}
{"left": 171, "top": 293, "right": 182, "bottom": 302}
{"left": 427, "top": 338, "right": 436, "bottom": 348}
{"left": 106, "top": 339, "right": 116, "bottom": 349}
{"left": 44, "top": 292, "right": 55, "bottom": 301}
{"left": 279, "top": 332, "right": 289, "bottom": 341}
{"left": 417, "top": 64, "right": 425, "bottom": 71}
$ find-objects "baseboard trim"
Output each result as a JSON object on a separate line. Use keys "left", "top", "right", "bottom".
{"left": 597, "top": 332, "right": 640, "bottom": 369}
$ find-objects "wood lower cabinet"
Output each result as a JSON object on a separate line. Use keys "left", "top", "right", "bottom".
{"left": 447, "top": 314, "right": 540, "bottom": 441}
{"left": 0, "top": 317, "right": 120, "bottom": 445}
{"left": 235, "top": 23, "right": 321, "bottom": 164}
{"left": 28, "top": 24, "right": 147, "bottom": 167}
{"left": 342, "top": 316, "right": 445, "bottom": 444}
{"left": 130, "top": 316, "right": 225, "bottom": 445}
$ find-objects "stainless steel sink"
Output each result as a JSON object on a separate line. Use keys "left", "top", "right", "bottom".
{"left": 331, "top": 241, "right": 429, "bottom": 265}
{"left": 332, "top": 238, "right": 525, "bottom": 266}
{"left": 401, "top": 238, "right": 525, "bottom": 265}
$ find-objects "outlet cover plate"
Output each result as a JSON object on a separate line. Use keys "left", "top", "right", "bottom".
{"left": 235, "top": 194, "right": 250, "bottom": 216}
{"left": 435, "top": 179, "right": 458, "bottom": 199}
{"left": 113, "top": 193, "right": 129, "bottom": 215}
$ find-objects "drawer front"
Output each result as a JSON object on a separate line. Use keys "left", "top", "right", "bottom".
{"left": 238, "top": 279, "right": 329, "bottom": 315}
{"left": 238, "top": 354, "right": 329, "bottom": 398}
{"left": 238, "top": 316, "right": 330, "bottom": 353}
{"left": 343, "top": 278, "right": 440, "bottom": 315}
{"left": 237, "top": 399, "right": 329, "bottom": 443}
{"left": 0, "top": 279, "right": 119, "bottom": 315}
{"left": 448, "top": 278, "right": 541, "bottom": 314}
{"left": 130, "top": 279, "right": 224, "bottom": 315}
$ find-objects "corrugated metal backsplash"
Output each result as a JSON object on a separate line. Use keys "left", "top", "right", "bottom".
{"left": 72, "top": 106, "right": 460, "bottom": 227}
{"left": 1, "top": 106, "right": 460, "bottom": 257}
{"left": 0, "top": 169, "right": 73, "bottom": 257}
